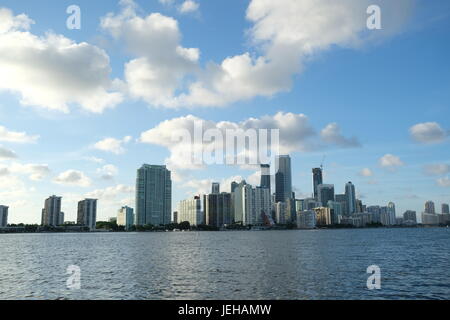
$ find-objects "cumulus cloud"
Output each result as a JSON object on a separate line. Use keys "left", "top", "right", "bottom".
{"left": 437, "top": 177, "right": 450, "bottom": 188}
{"left": 9, "top": 162, "right": 50, "bottom": 180}
{"left": 359, "top": 168, "right": 373, "bottom": 177}
{"left": 86, "top": 184, "right": 135, "bottom": 209}
{"left": 0, "top": 7, "right": 123, "bottom": 113}
{"left": 53, "top": 170, "right": 91, "bottom": 187}
{"left": 379, "top": 154, "right": 404, "bottom": 171}
{"left": 0, "top": 146, "right": 17, "bottom": 159}
{"left": 423, "top": 163, "right": 450, "bottom": 176}
{"left": 100, "top": 0, "right": 413, "bottom": 109}
{"left": 409, "top": 122, "right": 448, "bottom": 144}
{"left": 0, "top": 125, "right": 39, "bottom": 143}
{"left": 97, "top": 164, "right": 119, "bottom": 180}
{"left": 139, "top": 112, "right": 359, "bottom": 180}
{"left": 179, "top": 1, "right": 199, "bottom": 14}
{"left": 182, "top": 175, "right": 245, "bottom": 197}
{"left": 320, "top": 123, "right": 361, "bottom": 148}
{"left": 93, "top": 136, "right": 132, "bottom": 154}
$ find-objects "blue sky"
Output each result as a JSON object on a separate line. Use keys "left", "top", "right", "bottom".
{"left": 0, "top": 0, "right": 449, "bottom": 224}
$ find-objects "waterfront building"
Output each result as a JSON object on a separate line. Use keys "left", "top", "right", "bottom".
{"left": 117, "top": 206, "right": 134, "bottom": 230}
{"left": 233, "top": 181, "right": 271, "bottom": 226}
{"left": 345, "top": 182, "right": 357, "bottom": 215}
{"left": 317, "top": 184, "right": 335, "bottom": 207}
{"left": 179, "top": 196, "right": 203, "bottom": 226}
{"left": 442, "top": 203, "right": 450, "bottom": 214}
{"left": 312, "top": 167, "right": 323, "bottom": 200}
{"left": 403, "top": 210, "right": 417, "bottom": 224}
{"left": 424, "top": 201, "right": 435, "bottom": 214}
{"left": 335, "top": 194, "right": 348, "bottom": 217}
{"left": 275, "top": 202, "right": 286, "bottom": 224}
{"left": 77, "top": 199, "right": 97, "bottom": 231}
{"left": 260, "top": 164, "right": 271, "bottom": 191}
{"left": 211, "top": 183, "right": 220, "bottom": 194}
{"left": 387, "top": 202, "right": 396, "bottom": 225}
{"left": 135, "top": 164, "right": 172, "bottom": 226}
{"left": 303, "top": 198, "right": 321, "bottom": 211}
{"left": 275, "top": 155, "right": 292, "bottom": 203}
{"left": 41, "top": 195, "right": 63, "bottom": 227}
{"left": 422, "top": 212, "right": 438, "bottom": 225}
{"left": 0, "top": 205, "right": 8, "bottom": 227}
{"left": 59, "top": 212, "right": 65, "bottom": 225}
{"left": 204, "top": 193, "right": 232, "bottom": 227}
{"left": 297, "top": 210, "right": 316, "bottom": 229}
{"left": 327, "top": 200, "right": 343, "bottom": 224}
{"left": 173, "top": 211, "right": 178, "bottom": 224}
{"left": 313, "top": 207, "right": 332, "bottom": 226}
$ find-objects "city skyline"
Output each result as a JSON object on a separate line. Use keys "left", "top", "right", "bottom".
{"left": 1, "top": 0, "right": 450, "bottom": 224}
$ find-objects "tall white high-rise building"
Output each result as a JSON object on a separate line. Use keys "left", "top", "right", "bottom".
{"left": 233, "top": 182, "right": 271, "bottom": 226}
{"left": 77, "top": 199, "right": 97, "bottom": 231}
{"left": 387, "top": 202, "right": 396, "bottom": 225}
{"left": 135, "top": 164, "right": 172, "bottom": 226}
{"left": 345, "top": 182, "right": 357, "bottom": 215}
{"left": 0, "top": 205, "right": 8, "bottom": 227}
{"left": 41, "top": 196, "right": 62, "bottom": 227}
{"left": 179, "top": 196, "right": 203, "bottom": 226}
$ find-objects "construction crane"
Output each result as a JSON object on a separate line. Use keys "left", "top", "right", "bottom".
{"left": 320, "top": 155, "right": 326, "bottom": 171}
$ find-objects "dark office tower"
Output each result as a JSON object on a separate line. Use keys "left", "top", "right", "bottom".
{"left": 275, "top": 155, "right": 292, "bottom": 203}
{"left": 345, "top": 182, "right": 357, "bottom": 215}
{"left": 211, "top": 182, "right": 220, "bottom": 194}
{"left": 317, "top": 184, "right": 335, "bottom": 207}
{"left": 203, "top": 193, "right": 232, "bottom": 227}
{"left": 231, "top": 181, "right": 239, "bottom": 193}
{"left": 136, "top": 164, "right": 172, "bottom": 226}
{"left": 442, "top": 203, "right": 449, "bottom": 214}
{"left": 312, "top": 168, "right": 323, "bottom": 200}
{"left": 260, "top": 164, "right": 271, "bottom": 191}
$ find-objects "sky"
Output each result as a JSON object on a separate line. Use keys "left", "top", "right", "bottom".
{"left": 0, "top": 0, "right": 449, "bottom": 224}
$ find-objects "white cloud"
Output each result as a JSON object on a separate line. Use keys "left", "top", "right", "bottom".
{"left": 0, "top": 166, "right": 9, "bottom": 176}
{"left": 139, "top": 112, "right": 359, "bottom": 178}
{"left": 0, "top": 7, "right": 123, "bottom": 113}
{"left": 423, "top": 163, "right": 450, "bottom": 176}
{"left": 409, "top": 122, "right": 448, "bottom": 144}
{"left": 101, "top": 0, "right": 413, "bottom": 109}
{"left": 97, "top": 164, "right": 119, "bottom": 180}
{"left": 182, "top": 175, "right": 245, "bottom": 197}
{"left": 179, "top": 1, "right": 199, "bottom": 14}
{"left": 0, "top": 146, "right": 17, "bottom": 159}
{"left": 0, "top": 125, "right": 39, "bottom": 143}
{"left": 437, "top": 177, "right": 450, "bottom": 188}
{"left": 359, "top": 168, "right": 373, "bottom": 177}
{"left": 53, "top": 170, "right": 91, "bottom": 187}
{"left": 9, "top": 162, "right": 50, "bottom": 181}
{"left": 86, "top": 184, "right": 134, "bottom": 206}
{"left": 84, "top": 156, "right": 105, "bottom": 164}
{"left": 320, "top": 123, "right": 361, "bottom": 148}
{"left": 379, "top": 154, "right": 404, "bottom": 171}
{"left": 93, "top": 136, "right": 132, "bottom": 154}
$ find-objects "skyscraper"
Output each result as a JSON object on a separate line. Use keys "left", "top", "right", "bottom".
{"left": 0, "top": 205, "right": 8, "bottom": 227}
{"left": 387, "top": 202, "right": 396, "bottom": 225}
{"left": 317, "top": 184, "right": 335, "bottom": 207}
{"left": 403, "top": 210, "right": 417, "bottom": 224}
{"left": 135, "top": 164, "right": 172, "bottom": 226}
{"left": 117, "top": 206, "right": 134, "bottom": 230}
{"left": 442, "top": 203, "right": 449, "bottom": 214}
{"left": 260, "top": 164, "right": 271, "bottom": 191}
{"left": 179, "top": 196, "right": 203, "bottom": 226}
{"left": 77, "top": 199, "right": 97, "bottom": 231}
{"left": 204, "top": 193, "right": 232, "bottom": 227}
{"left": 345, "top": 182, "right": 356, "bottom": 216}
{"left": 211, "top": 182, "right": 220, "bottom": 194}
{"left": 312, "top": 168, "right": 323, "bottom": 200}
{"left": 424, "top": 201, "right": 435, "bottom": 214}
{"left": 41, "top": 195, "right": 62, "bottom": 227}
{"left": 275, "top": 155, "right": 292, "bottom": 203}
